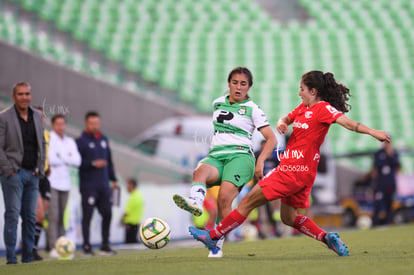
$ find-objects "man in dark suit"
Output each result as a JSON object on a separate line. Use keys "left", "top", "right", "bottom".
{"left": 76, "top": 111, "right": 118, "bottom": 256}
{"left": 0, "top": 82, "right": 45, "bottom": 264}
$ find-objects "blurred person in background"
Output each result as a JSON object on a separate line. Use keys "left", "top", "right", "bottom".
{"left": 173, "top": 67, "right": 277, "bottom": 257}
{"left": 189, "top": 71, "right": 391, "bottom": 257}
{"left": 121, "top": 178, "right": 144, "bottom": 244}
{"left": 47, "top": 114, "right": 81, "bottom": 258}
{"left": 0, "top": 82, "right": 45, "bottom": 264}
{"left": 32, "top": 106, "right": 51, "bottom": 261}
{"left": 76, "top": 111, "right": 118, "bottom": 256}
{"left": 371, "top": 140, "right": 401, "bottom": 226}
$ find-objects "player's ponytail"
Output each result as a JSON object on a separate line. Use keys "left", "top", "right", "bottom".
{"left": 302, "top": 71, "right": 351, "bottom": 113}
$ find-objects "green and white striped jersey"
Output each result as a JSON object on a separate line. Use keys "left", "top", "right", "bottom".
{"left": 209, "top": 95, "right": 270, "bottom": 155}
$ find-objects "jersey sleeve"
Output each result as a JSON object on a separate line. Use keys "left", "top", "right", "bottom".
{"left": 319, "top": 103, "right": 343, "bottom": 124}
{"left": 287, "top": 104, "right": 304, "bottom": 121}
{"left": 252, "top": 104, "right": 270, "bottom": 130}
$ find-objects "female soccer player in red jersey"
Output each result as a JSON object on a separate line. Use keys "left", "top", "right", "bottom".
{"left": 189, "top": 71, "right": 391, "bottom": 256}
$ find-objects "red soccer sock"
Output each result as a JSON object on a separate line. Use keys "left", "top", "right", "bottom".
{"left": 210, "top": 209, "right": 247, "bottom": 239}
{"left": 293, "top": 215, "right": 326, "bottom": 242}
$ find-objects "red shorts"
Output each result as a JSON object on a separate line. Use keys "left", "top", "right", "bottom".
{"left": 258, "top": 168, "right": 316, "bottom": 209}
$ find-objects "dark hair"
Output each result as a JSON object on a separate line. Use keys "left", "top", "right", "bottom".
{"left": 301, "top": 71, "right": 351, "bottom": 113}
{"left": 227, "top": 67, "right": 253, "bottom": 87}
{"left": 51, "top": 114, "right": 66, "bottom": 124}
{"left": 128, "top": 178, "right": 138, "bottom": 188}
{"left": 13, "top": 82, "right": 31, "bottom": 94}
{"left": 85, "top": 111, "right": 100, "bottom": 121}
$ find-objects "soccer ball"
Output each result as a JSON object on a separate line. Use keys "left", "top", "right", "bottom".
{"left": 139, "top": 217, "right": 171, "bottom": 249}
{"left": 55, "top": 236, "right": 75, "bottom": 258}
{"left": 241, "top": 223, "right": 258, "bottom": 241}
{"left": 356, "top": 215, "right": 372, "bottom": 230}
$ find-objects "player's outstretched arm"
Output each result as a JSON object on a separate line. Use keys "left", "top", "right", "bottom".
{"left": 335, "top": 115, "right": 391, "bottom": 142}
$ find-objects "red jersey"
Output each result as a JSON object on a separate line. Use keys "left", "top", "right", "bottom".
{"left": 259, "top": 102, "right": 343, "bottom": 208}
{"left": 278, "top": 102, "right": 343, "bottom": 176}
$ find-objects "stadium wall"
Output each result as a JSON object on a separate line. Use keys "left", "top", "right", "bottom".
{"left": 0, "top": 40, "right": 195, "bottom": 139}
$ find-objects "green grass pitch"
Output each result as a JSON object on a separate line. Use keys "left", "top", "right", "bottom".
{"left": 1, "top": 224, "right": 413, "bottom": 275}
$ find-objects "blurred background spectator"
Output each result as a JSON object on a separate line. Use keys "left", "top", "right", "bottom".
{"left": 370, "top": 141, "right": 401, "bottom": 226}
{"left": 121, "top": 178, "right": 144, "bottom": 244}
{"left": 47, "top": 114, "right": 81, "bottom": 258}
{"left": 76, "top": 111, "right": 118, "bottom": 256}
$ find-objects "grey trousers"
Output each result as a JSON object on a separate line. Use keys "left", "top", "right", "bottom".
{"left": 47, "top": 188, "right": 69, "bottom": 248}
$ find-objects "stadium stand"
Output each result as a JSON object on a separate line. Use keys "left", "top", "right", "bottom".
{"left": 0, "top": 5, "right": 118, "bottom": 82}
{"left": 0, "top": 0, "right": 413, "bottom": 171}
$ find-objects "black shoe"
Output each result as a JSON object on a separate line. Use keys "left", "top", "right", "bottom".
{"left": 33, "top": 249, "right": 43, "bottom": 261}
{"left": 82, "top": 244, "right": 95, "bottom": 256}
{"left": 99, "top": 245, "right": 117, "bottom": 256}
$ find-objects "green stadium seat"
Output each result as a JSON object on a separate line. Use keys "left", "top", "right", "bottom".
{"left": 2, "top": 0, "right": 414, "bottom": 172}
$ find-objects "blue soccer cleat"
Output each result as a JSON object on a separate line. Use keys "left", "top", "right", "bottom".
{"left": 325, "top": 232, "right": 349, "bottom": 256}
{"left": 189, "top": 226, "right": 218, "bottom": 250}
